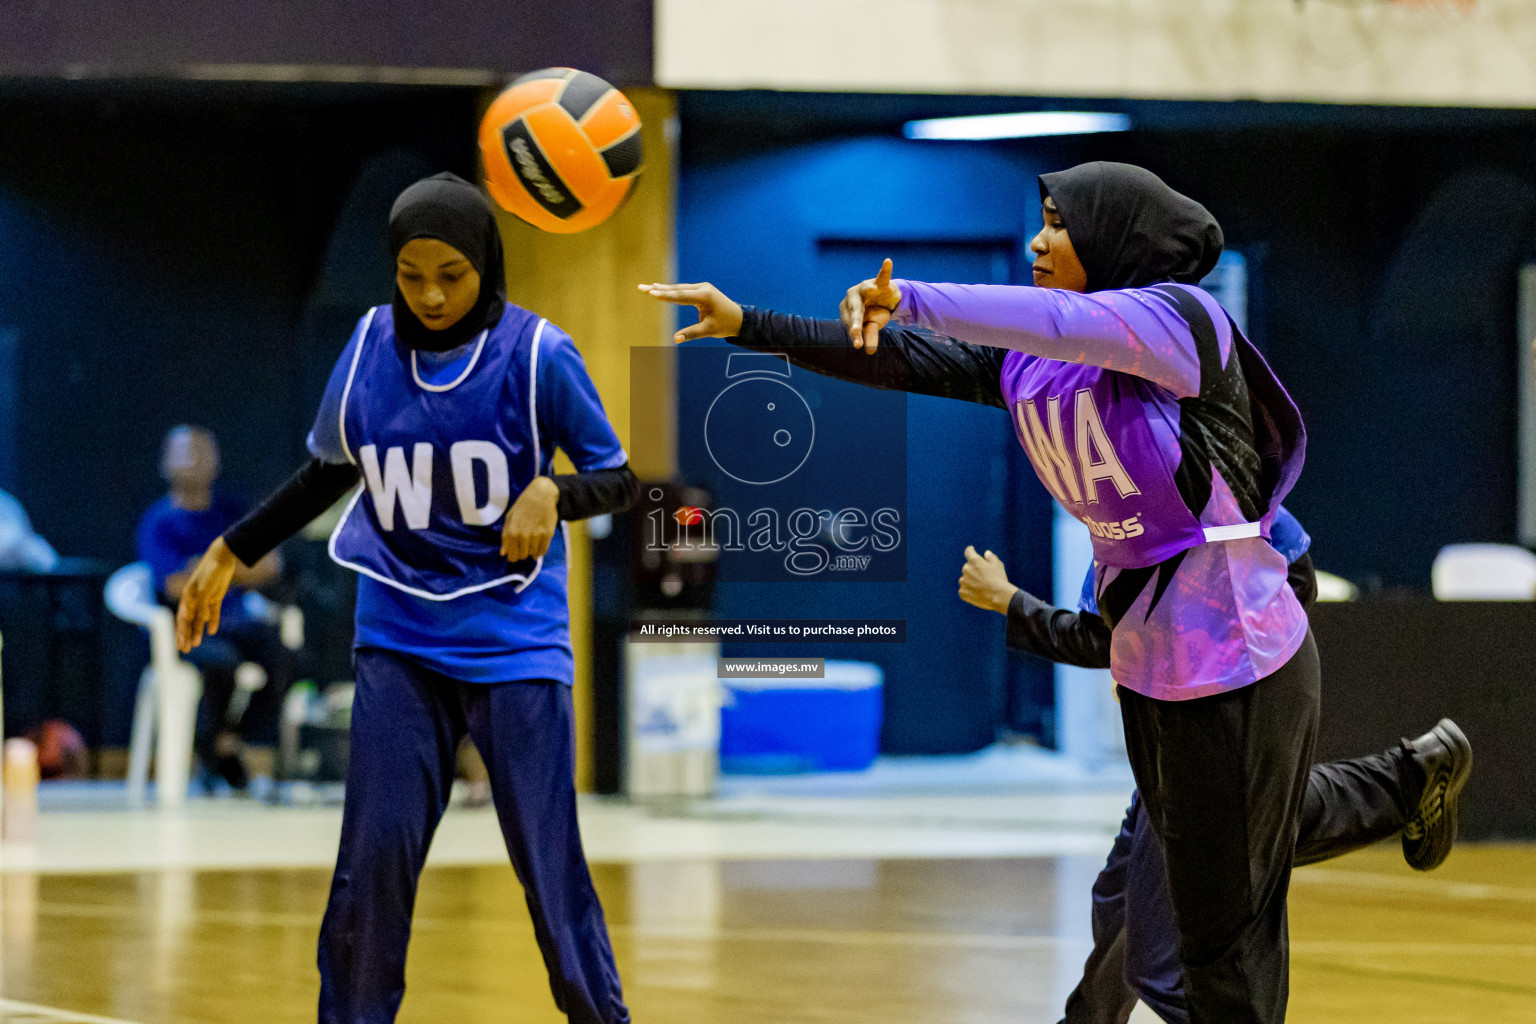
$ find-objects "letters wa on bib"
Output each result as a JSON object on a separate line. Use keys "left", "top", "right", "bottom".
{"left": 891, "top": 166, "right": 1307, "bottom": 701}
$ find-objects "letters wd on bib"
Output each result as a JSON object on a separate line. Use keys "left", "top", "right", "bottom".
{"left": 310, "top": 302, "right": 628, "bottom": 684}
{"left": 305, "top": 294, "right": 632, "bottom": 1022}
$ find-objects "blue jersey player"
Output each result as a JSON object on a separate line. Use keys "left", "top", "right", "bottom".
{"left": 177, "top": 173, "right": 637, "bottom": 1024}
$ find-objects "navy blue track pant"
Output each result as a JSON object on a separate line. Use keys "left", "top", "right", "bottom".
{"left": 317, "top": 648, "right": 629, "bottom": 1024}
{"left": 1061, "top": 742, "right": 1414, "bottom": 1024}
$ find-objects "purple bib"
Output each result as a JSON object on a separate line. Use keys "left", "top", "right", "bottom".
{"left": 999, "top": 286, "right": 1304, "bottom": 571}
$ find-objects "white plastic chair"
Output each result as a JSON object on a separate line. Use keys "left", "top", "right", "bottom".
{"left": 1431, "top": 544, "right": 1536, "bottom": 600}
{"left": 103, "top": 562, "right": 202, "bottom": 808}
{"left": 227, "top": 592, "right": 305, "bottom": 724}
{"left": 1314, "top": 570, "right": 1360, "bottom": 602}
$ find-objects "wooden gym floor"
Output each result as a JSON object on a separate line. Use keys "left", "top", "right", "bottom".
{"left": 0, "top": 844, "right": 1530, "bottom": 1023}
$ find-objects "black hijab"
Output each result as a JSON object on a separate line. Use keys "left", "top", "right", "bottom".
{"left": 388, "top": 172, "right": 507, "bottom": 352}
{"left": 1038, "top": 162, "right": 1223, "bottom": 292}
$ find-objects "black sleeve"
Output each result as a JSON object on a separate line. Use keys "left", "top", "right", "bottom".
{"left": 1004, "top": 588, "right": 1113, "bottom": 669}
{"left": 552, "top": 463, "right": 639, "bottom": 521}
{"left": 223, "top": 458, "right": 361, "bottom": 566}
{"left": 225, "top": 458, "right": 638, "bottom": 567}
{"left": 735, "top": 307, "right": 1009, "bottom": 408}
{"left": 1288, "top": 551, "right": 1318, "bottom": 613}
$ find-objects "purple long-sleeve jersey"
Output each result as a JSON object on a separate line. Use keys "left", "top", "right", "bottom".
{"left": 894, "top": 279, "right": 1308, "bottom": 701}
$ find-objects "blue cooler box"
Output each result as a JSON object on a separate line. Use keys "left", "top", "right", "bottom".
{"left": 720, "top": 661, "right": 884, "bottom": 773}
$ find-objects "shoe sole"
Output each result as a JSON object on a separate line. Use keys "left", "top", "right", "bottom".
{"left": 1402, "top": 718, "right": 1472, "bottom": 871}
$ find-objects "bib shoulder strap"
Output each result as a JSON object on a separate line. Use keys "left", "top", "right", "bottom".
{"left": 337, "top": 306, "right": 379, "bottom": 465}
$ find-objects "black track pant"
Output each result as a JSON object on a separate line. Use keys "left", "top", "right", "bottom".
{"left": 1119, "top": 631, "right": 1321, "bottom": 1024}
{"left": 1061, "top": 741, "right": 1415, "bottom": 1024}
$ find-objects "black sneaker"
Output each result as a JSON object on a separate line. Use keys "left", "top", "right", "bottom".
{"left": 1400, "top": 718, "right": 1472, "bottom": 871}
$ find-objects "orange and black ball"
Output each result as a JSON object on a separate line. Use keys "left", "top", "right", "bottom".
{"left": 480, "top": 68, "right": 643, "bottom": 234}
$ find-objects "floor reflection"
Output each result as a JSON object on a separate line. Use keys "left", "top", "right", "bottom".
{"left": 0, "top": 848, "right": 1528, "bottom": 1023}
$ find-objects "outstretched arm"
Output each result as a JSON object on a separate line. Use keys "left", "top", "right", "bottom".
{"left": 178, "top": 457, "right": 361, "bottom": 651}
{"left": 1004, "top": 590, "right": 1113, "bottom": 669}
{"left": 224, "top": 459, "right": 361, "bottom": 567}
{"left": 842, "top": 259, "right": 1209, "bottom": 398}
{"left": 956, "top": 544, "right": 1112, "bottom": 668}
{"left": 640, "top": 281, "right": 1007, "bottom": 408}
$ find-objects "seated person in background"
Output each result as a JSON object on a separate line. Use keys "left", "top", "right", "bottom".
{"left": 136, "top": 425, "right": 290, "bottom": 790}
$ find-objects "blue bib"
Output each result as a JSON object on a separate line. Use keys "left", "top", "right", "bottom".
{"left": 328, "top": 304, "right": 566, "bottom": 599}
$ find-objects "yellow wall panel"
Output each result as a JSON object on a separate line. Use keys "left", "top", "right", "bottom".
{"left": 486, "top": 86, "right": 678, "bottom": 790}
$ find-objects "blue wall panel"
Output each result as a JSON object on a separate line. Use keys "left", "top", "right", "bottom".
{"left": 677, "top": 137, "right": 1057, "bottom": 754}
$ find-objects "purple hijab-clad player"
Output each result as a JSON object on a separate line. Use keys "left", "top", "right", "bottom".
{"left": 644, "top": 163, "right": 1471, "bottom": 1024}
{"left": 840, "top": 164, "right": 1318, "bottom": 1024}
{"left": 960, "top": 526, "right": 1467, "bottom": 1024}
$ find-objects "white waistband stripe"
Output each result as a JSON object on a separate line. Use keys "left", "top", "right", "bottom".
{"left": 1203, "top": 522, "right": 1264, "bottom": 543}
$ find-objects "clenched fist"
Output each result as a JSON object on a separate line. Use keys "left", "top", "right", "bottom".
{"left": 958, "top": 544, "right": 1018, "bottom": 614}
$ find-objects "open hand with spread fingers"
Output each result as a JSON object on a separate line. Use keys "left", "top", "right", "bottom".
{"left": 638, "top": 281, "right": 745, "bottom": 342}
{"left": 839, "top": 258, "right": 903, "bottom": 354}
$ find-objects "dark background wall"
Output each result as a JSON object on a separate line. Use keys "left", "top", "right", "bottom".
{"left": 0, "top": 82, "right": 489, "bottom": 743}
{"left": 1312, "top": 599, "right": 1536, "bottom": 841}
{"left": 0, "top": 83, "right": 483, "bottom": 565}
{"left": 674, "top": 133, "right": 1059, "bottom": 755}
